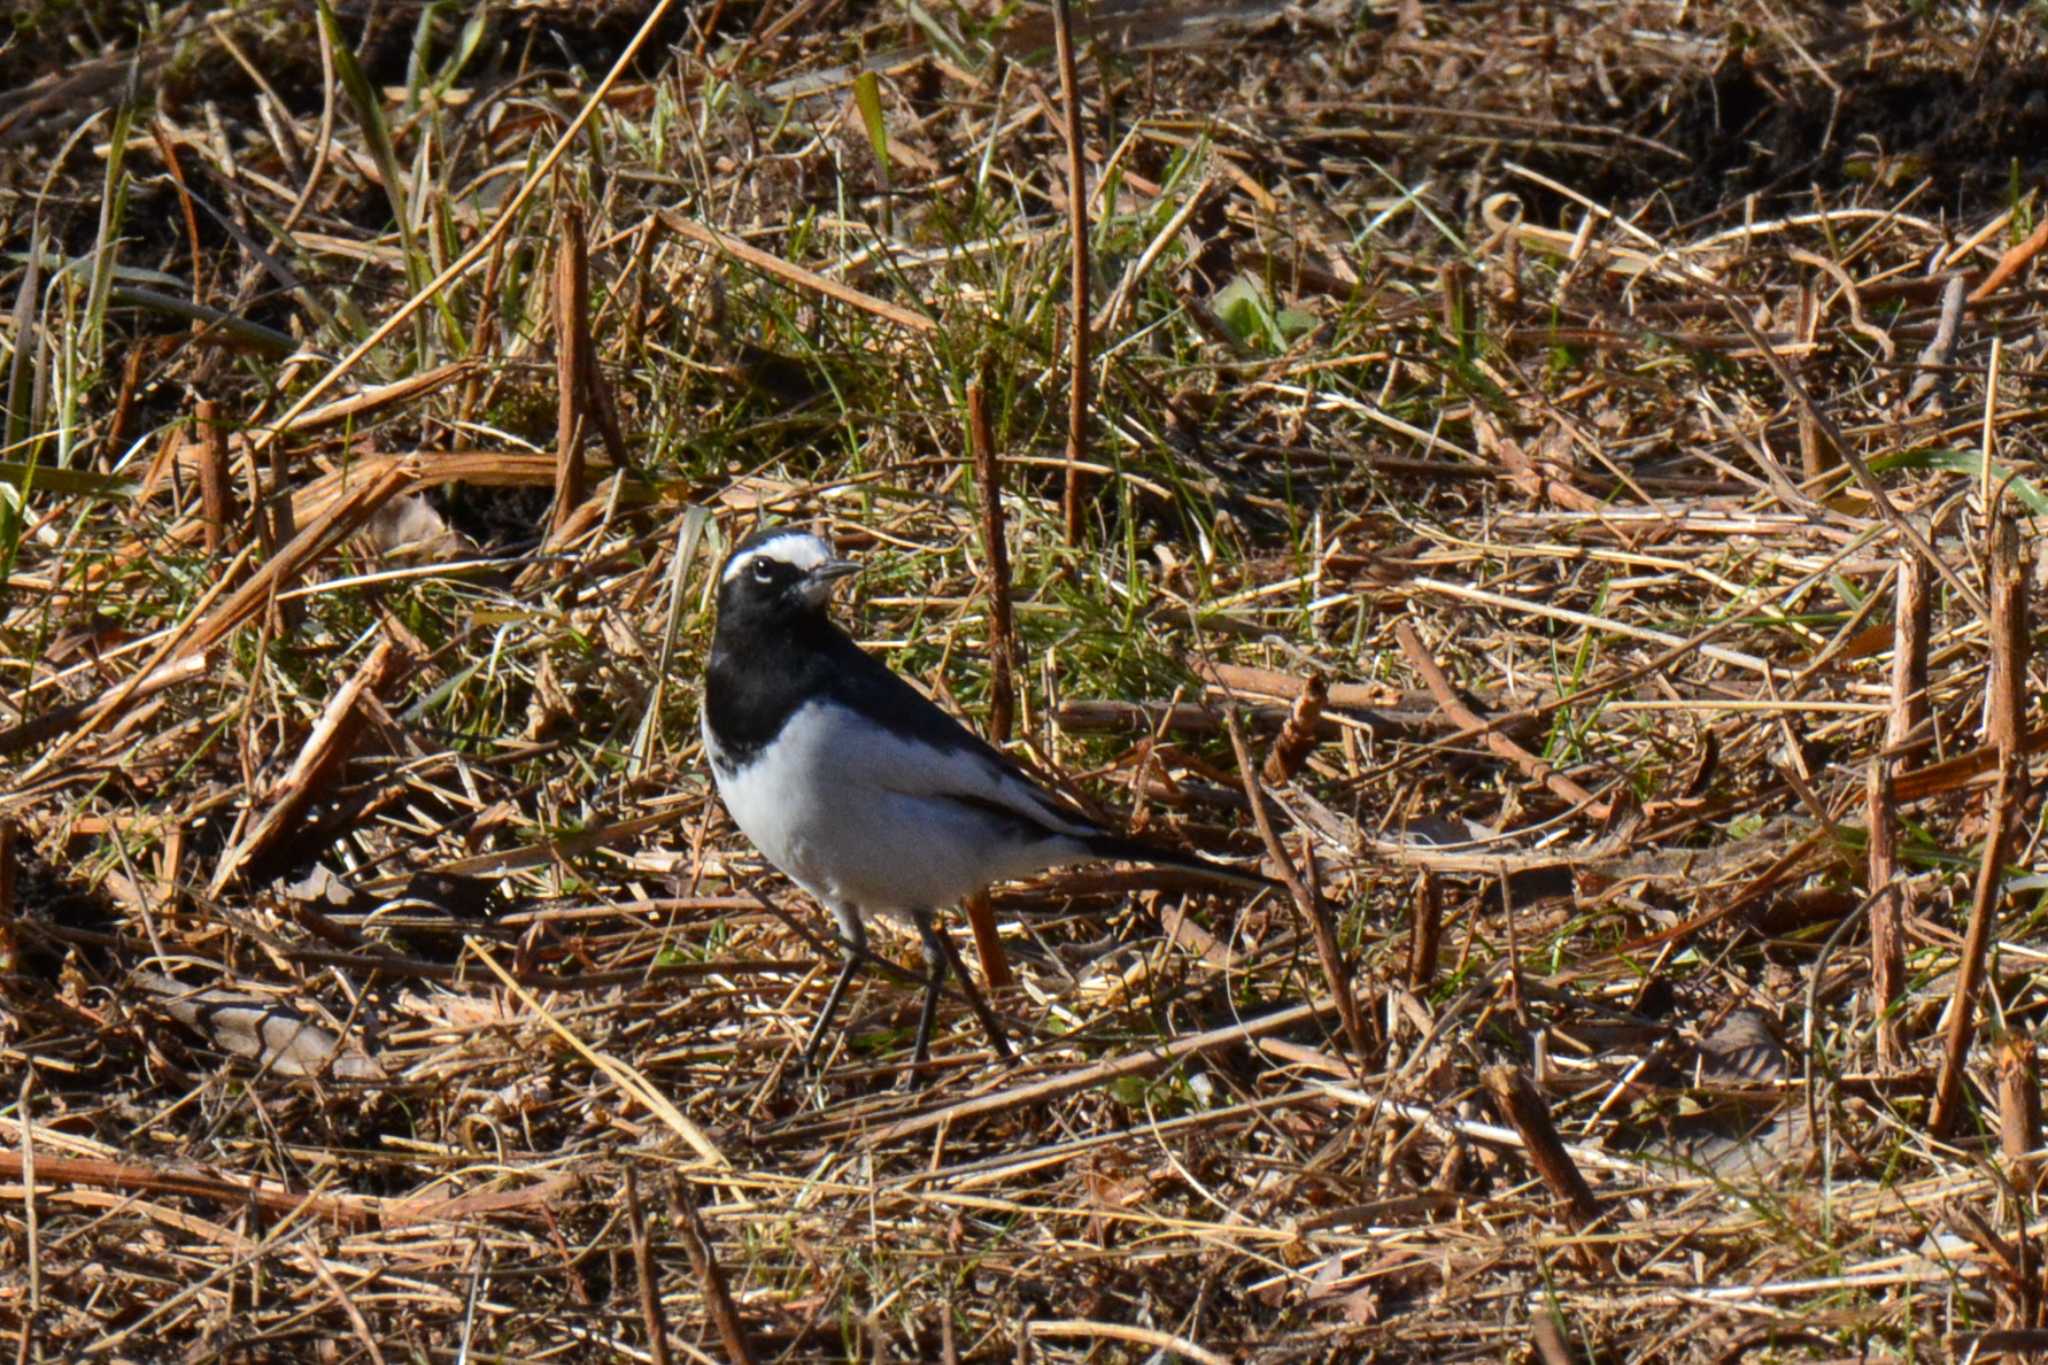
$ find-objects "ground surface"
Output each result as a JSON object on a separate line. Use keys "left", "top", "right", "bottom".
{"left": 4, "top": 1, "right": 2048, "bottom": 1360}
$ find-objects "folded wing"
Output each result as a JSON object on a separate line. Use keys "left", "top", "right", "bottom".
{"left": 822, "top": 633, "right": 1101, "bottom": 843}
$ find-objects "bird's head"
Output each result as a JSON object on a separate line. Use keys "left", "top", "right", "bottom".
{"left": 714, "top": 527, "right": 860, "bottom": 631}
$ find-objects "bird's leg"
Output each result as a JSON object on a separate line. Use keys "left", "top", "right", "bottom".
{"left": 910, "top": 908, "right": 948, "bottom": 1069}
{"left": 801, "top": 904, "right": 868, "bottom": 1071}
{"left": 913, "top": 909, "right": 1014, "bottom": 1065}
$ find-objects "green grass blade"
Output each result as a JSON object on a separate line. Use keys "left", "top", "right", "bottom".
{"left": 82, "top": 77, "right": 135, "bottom": 371}
{"left": 853, "top": 70, "right": 892, "bottom": 184}
{"left": 318, "top": 0, "right": 430, "bottom": 356}
{"left": 1870, "top": 446, "right": 2048, "bottom": 515}
{"left": 0, "top": 460, "right": 135, "bottom": 498}
{"left": 0, "top": 224, "right": 43, "bottom": 590}
{"left": 105, "top": 286, "right": 296, "bottom": 356}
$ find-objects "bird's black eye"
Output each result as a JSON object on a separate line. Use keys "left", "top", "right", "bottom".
{"left": 752, "top": 560, "right": 777, "bottom": 584}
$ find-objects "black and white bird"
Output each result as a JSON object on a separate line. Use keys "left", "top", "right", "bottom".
{"left": 701, "top": 525, "right": 1275, "bottom": 1071}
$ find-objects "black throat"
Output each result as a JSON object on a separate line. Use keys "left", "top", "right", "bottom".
{"left": 705, "top": 605, "right": 1018, "bottom": 778}
{"left": 704, "top": 611, "right": 850, "bottom": 768}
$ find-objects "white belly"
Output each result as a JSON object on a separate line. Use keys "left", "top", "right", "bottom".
{"left": 704, "top": 700, "right": 1084, "bottom": 916}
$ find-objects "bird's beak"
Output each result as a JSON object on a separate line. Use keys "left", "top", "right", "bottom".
{"left": 801, "top": 558, "right": 860, "bottom": 606}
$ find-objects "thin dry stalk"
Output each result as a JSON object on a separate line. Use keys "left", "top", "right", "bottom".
{"left": 462, "top": 233, "right": 508, "bottom": 424}
{"left": 961, "top": 889, "right": 1012, "bottom": 993}
{"left": 552, "top": 202, "right": 590, "bottom": 538}
{"left": 1798, "top": 396, "right": 1837, "bottom": 481}
{"left": 0, "top": 1151, "right": 380, "bottom": 1228}
{"left": 1051, "top": 0, "right": 1089, "bottom": 545}
{"left": 1223, "top": 710, "right": 1371, "bottom": 1065}
{"left": 1057, "top": 698, "right": 1325, "bottom": 738}
{"left": 1394, "top": 620, "right": 1610, "bottom": 819}
{"left": 969, "top": 362, "right": 1017, "bottom": 745}
{"left": 1867, "top": 755, "right": 1904, "bottom": 1067}
{"left": 18, "top": 1070, "right": 37, "bottom": 1332}
{"left": 1999, "top": 1035, "right": 2041, "bottom": 1187}
{"left": 1199, "top": 660, "right": 1394, "bottom": 713}
{"left": 625, "top": 1168, "right": 671, "bottom": 1365}
{"left": 1482, "top": 1064, "right": 1609, "bottom": 1274}
{"left": 1484, "top": 419, "right": 1604, "bottom": 513}
{"left": 149, "top": 117, "right": 205, "bottom": 308}
{"left": 105, "top": 342, "right": 147, "bottom": 457}
{"left": 207, "top": 637, "right": 405, "bottom": 895}
{"left": 584, "top": 341, "right": 628, "bottom": 477}
{"left": 276, "top": 360, "right": 477, "bottom": 437}
{"left": 1907, "top": 274, "right": 1968, "bottom": 409}
{"left": 673, "top": 1175, "right": 756, "bottom": 1365}
{"left": 1985, "top": 528, "right": 2026, "bottom": 761}
{"left": 194, "top": 398, "right": 232, "bottom": 555}
{"left": 0, "top": 821, "right": 13, "bottom": 972}
{"left": 1889, "top": 545, "right": 1931, "bottom": 762}
{"left": 954, "top": 370, "right": 1013, "bottom": 997}
{"left": 1262, "top": 673, "right": 1327, "bottom": 784}
{"left": 1409, "top": 871, "right": 1441, "bottom": 989}
{"left": 265, "top": 438, "right": 298, "bottom": 633}
{"left": 1968, "top": 213, "right": 2048, "bottom": 304}
{"left": 1932, "top": 513, "right": 2028, "bottom": 1138}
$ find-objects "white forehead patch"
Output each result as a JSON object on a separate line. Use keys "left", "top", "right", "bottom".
{"left": 721, "top": 529, "right": 834, "bottom": 585}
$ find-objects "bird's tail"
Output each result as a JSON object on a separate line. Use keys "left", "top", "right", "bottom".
{"left": 1081, "top": 832, "right": 1282, "bottom": 892}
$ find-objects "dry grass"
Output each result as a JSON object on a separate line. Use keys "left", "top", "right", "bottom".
{"left": 4, "top": 0, "right": 2048, "bottom": 1359}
